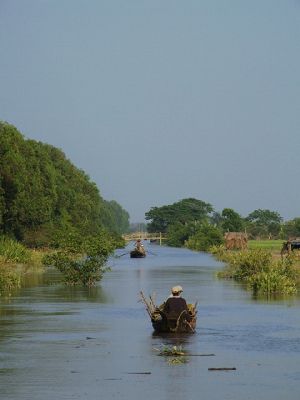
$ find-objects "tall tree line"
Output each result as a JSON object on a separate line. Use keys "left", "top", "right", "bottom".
{"left": 0, "top": 122, "right": 129, "bottom": 246}
{"left": 145, "top": 198, "right": 300, "bottom": 250}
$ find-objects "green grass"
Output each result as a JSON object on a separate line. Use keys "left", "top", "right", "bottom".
{"left": 248, "top": 240, "right": 284, "bottom": 251}
{"left": 215, "top": 246, "right": 299, "bottom": 295}
{"left": 0, "top": 237, "right": 31, "bottom": 264}
{"left": 0, "top": 267, "right": 21, "bottom": 293}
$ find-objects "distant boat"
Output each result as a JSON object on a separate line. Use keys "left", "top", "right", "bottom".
{"left": 130, "top": 249, "right": 146, "bottom": 258}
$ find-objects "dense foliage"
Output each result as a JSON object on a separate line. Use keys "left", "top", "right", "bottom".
{"left": 221, "top": 208, "right": 245, "bottom": 232}
{"left": 146, "top": 198, "right": 213, "bottom": 233}
{"left": 145, "top": 198, "right": 224, "bottom": 249}
{"left": 166, "top": 222, "right": 194, "bottom": 247}
{"left": 245, "top": 209, "right": 282, "bottom": 239}
{"left": 145, "top": 197, "right": 300, "bottom": 247}
{"left": 281, "top": 218, "right": 300, "bottom": 239}
{"left": 0, "top": 237, "right": 29, "bottom": 293}
{"left": 185, "top": 223, "right": 224, "bottom": 252}
{"left": 0, "top": 236, "right": 31, "bottom": 263}
{"left": 0, "top": 122, "right": 129, "bottom": 246}
{"left": 0, "top": 266, "right": 20, "bottom": 294}
{"left": 212, "top": 246, "right": 299, "bottom": 295}
{"left": 42, "top": 230, "right": 115, "bottom": 286}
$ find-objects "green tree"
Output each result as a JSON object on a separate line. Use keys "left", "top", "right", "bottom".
{"left": 221, "top": 208, "right": 244, "bottom": 232}
{"left": 246, "top": 209, "right": 282, "bottom": 239}
{"left": 185, "top": 223, "right": 224, "bottom": 252}
{"left": 43, "top": 230, "right": 114, "bottom": 286}
{"left": 101, "top": 200, "right": 130, "bottom": 234}
{"left": 166, "top": 222, "right": 193, "bottom": 247}
{"left": 0, "top": 122, "right": 129, "bottom": 246}
{"left": 146, "top": 198, "right": 213, "bottom": 233}
{"left": 282, "top": 218, "right": 300, "bottom": 239}
{"left": 210, "top": 211, "right": 223, "bottom": 228}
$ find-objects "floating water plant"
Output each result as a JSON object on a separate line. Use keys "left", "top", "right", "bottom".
{"left": 0, "top": 267, "right": 20, "bottom": 294}
{"left": 155, "top": 345, "right": 189, "bottom": 365}
{"left": 157, "top": 345, "right": 187, "bottom": 356}
{"left": 214, "top": 246, "right": 300, "bottom": 295}
{"left": 167, "top": 357, "right": 189, "bottom": 365}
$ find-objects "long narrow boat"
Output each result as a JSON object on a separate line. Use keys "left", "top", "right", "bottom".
{"left": 140, "top": 292, "right": 197, "bottom": 333}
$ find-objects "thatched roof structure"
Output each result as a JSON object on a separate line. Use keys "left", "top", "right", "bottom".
{"left": 224, "top": 232, "right": 248, "bottom": 250}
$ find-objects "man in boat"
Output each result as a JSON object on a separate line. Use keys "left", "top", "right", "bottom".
{"left": 134, "top": 239, "right": 145, "bottom": 255}
{"left": 162, "top": 285, "right": 192, "bottom": 328}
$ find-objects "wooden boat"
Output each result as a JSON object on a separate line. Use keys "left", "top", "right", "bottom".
{"left": 140, "top": 292, "right": 197, "bottom": 333}
{"left": 151, "top": 304, "right": 197, "bottom": 333}
{"left": 130, "top": 249, "right": 146, "bottom": 258}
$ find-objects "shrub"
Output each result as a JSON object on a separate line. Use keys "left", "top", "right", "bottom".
{"left": 166, "top": 222, "right": 192, "bottom": 247}
{"left": 42, "top": 232, "right": 114, "bottom": 286}
{"left": 209, "top": 245, "right": 228, "bottom": 260}
{"left": 0, "top": 267, "right": 21, "bottom": 294}
{"left": 230, "top": 249, "right": 272, "bottom": 281}
{"left": 248, "top": 270, "right": 296, "bottom": 295}
{"left": 0, "top": 237, "right": 31, "bottom": 264}
{"left": 186, "top": 224, "right": 224, "bottom": 252}
{"left": 43, "top": 251, "right": 110, "bottom": 286}
{"left": 215, "top": 248, "right": 300, "bottom": 295}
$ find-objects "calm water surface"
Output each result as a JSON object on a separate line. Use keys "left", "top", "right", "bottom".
{"left": 1, "top": 244, "right": 300, "bottom": 400}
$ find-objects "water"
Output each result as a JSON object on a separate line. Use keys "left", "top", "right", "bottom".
{"left": 1, "top": 244, "right": 300, "bottom": 400}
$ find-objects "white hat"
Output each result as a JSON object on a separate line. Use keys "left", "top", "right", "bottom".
{"left": 171, "top": 285, "right": 183, "bottom": 294}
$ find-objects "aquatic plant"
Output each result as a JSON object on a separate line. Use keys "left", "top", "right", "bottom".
{"left": 0, "top": 267, "right": 21, "bottom": 294}
{"left": 158, "top": 345, "right": 187, "bottom": 356}
{"left": 0, "top": 237, "right": 31, "bottom": 264}
{"left": 248, "top": 269, "right": 296, "bottom": 295}
{"left": 247, "top": 256, "right": 298, "bottom": 295}
{"left": 215, "top": 246, "right": 300, "bottom": 295}
{"left": 209, "top": 244, "right": 228, "bottom": 260}
{"left": 42, "top": 233, "right": 113, "bottom": 286}
{"left": 156, "top": 345, "right": 189, "bottom": 365}
{"left": 167, "top": 357, "right": 189, "bottom": 365}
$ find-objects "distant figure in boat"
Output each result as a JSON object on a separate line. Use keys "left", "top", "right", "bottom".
{"left": 130, "top": 239, "right": 146, "bottom": 258}
{"left": 135, "top": 239, "right": 145, "bottom": 252}
{"left": 163, "top": 285, "right": 192, "bottom": 328}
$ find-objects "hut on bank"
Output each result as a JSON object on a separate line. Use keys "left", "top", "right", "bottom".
{"left": 224, "top": 232, "right": 248, "bottom": 250}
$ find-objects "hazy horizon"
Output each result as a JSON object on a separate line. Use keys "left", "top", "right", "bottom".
{"left": 1, "top": 1, "right": 299, "bottom": 222}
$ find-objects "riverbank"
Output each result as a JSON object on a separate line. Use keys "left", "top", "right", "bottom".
{"left": 211, "top": 243, "right": 300, "bottom": 296}
{"left": 0, "top": 247, "right": 47, "bottom": 294}
{"left": 248, "top": 239, "right": 284, "bottom": 259}
{"left": 0, "top": 230, "right": 123, "bottom": 293}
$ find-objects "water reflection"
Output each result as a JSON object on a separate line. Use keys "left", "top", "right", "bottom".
{"left": 49, "top": 285, "right": 110, "bottom": 303}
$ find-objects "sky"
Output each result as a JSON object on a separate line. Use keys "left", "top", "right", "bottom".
{"left": 0, "top": 0, "right": 299, "bottom": 222}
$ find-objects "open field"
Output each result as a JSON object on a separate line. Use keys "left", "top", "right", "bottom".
{"left": 248, "top": 240, "right": 284, "bottom": 251}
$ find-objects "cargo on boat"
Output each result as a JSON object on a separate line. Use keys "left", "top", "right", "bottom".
{"left": 140, "top": 291, "right": 197, "bottom": 333}
{"left": 151, "top": 303, "right": 197, "bottom": 333}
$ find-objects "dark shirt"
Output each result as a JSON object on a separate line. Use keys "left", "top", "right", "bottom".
{"left": 163, "top": 296, "right": 189, "bottom": 320}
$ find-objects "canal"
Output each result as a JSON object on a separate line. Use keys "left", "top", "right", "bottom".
{"left": 1, "top": 244, "right": 300, "bottom": 399}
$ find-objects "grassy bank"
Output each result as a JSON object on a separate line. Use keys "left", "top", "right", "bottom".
{"left": 210, "top": 245, "right": 300, "bottom": 296}
{"left": 0, "top": 237, "right": 46, "bottom": 294}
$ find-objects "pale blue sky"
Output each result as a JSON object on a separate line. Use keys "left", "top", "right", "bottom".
{"left": 1, "top": 0, "right": 299, "bottom": 222}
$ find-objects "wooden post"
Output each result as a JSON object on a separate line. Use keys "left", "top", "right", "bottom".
{"left": 159, "top": 232, "right": 162, "bottom": 246}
